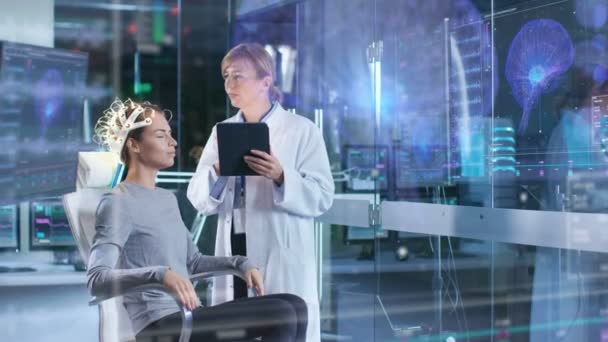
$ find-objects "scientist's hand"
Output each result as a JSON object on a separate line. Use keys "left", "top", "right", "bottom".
{"left": 163, "top": 269, "right": 199, "bottom": 311}
{"left": 245, "top": 268, "right": 264, "bottom": 296}
{"left": 244, "top": 150, "right": 284, "bottom": 185}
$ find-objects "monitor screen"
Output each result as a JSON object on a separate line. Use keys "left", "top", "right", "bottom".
{"left": 30, "top": 199, "right": 75, "bottom": 248}
{"left": 344, "top": 145, "right": 389, "bottom": 191}
{"left": 394, "top": 119, "right": 449, "bottom": 189}
{"left": 0, "top": 42, "right": 88, "bottom": 204}
{"left": 0, "top": 205, "right": 18, "bottom": 249}
{"left": 489, "top": 2, "right": 608, "bottom": 183}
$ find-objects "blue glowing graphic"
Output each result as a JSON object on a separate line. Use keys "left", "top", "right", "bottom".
{"left": 505, "top": 19, "right": 574, "bottom": 133}
{"left": 528, "top": 66, "right": 545, "bottom": 84}
{"left": 34, "top": 69, "right": 65, "bottom": 137}
{"left": 594, "top": 64, "right": 608, "bottom": 83}
{"left": 411, "top": 118, "right": 435, "bottom": 164}
{"left": 461, "top": 131, "right": 485, "bottom": 177}
{"left": 493, "top": 146, "right": 516, "bottom": 153}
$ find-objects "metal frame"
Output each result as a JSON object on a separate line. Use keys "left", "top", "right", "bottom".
{"left": 316, "top": 197, "right": 608, "bottom": 253}
{"left": 316, "top": 194, "right": 374, "bottom": 228}
{"left": 90, "top": 270, "right": 252, "bottom": 342}
{"left": 381, "top": 201, "right": 608, "bottom": 253}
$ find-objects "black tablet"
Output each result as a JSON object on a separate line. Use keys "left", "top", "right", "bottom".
{"left": 216, "top": 122, "right": 270, "bottom": 176}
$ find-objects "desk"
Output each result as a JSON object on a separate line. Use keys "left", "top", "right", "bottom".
{"left": 0, "top": 263, "right": 87, "bottom": 287}
{"left": 0, "top": 264, "right": 96, "bottom": 342}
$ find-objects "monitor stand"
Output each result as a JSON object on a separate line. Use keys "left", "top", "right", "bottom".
{"left": 357, "top": 244, "right": 375, "bottom": 260}
{"left": 53, "top": 250, "right": 86, "bottom": 271}
{"left": 52, "top": 250, "right": 71, "bottom": 265}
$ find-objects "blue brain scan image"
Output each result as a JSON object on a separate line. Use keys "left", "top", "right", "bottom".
{"left": 505, "top": 19, "right": 574, "bottom": 134}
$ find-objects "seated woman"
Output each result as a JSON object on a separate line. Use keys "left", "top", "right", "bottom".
{"left": 87, "top": 99, "right": 308, "bottom": 342}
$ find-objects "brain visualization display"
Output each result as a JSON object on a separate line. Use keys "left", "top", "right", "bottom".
{"left": 505, "top": 19, "right": 575, "bottom": 134}
{"left": 34, "top": 69, "right": 66, "bottom": 138}
{"left": 390, "top": 1, "right": 606, "bottom": 185}
{"left": 0, "top": 42, "right": 88, "bottom": 203}
{"left": 488, "top": 0, "right": 608, "bottom": 185}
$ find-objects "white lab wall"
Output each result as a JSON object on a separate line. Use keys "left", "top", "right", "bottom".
{"left": 0, "top": 0, "right": 54, "bottom": 47}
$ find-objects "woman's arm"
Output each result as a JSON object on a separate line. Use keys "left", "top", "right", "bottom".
{"left": 86, "top": 194, "right": 169, "bottom": 297}
{"left": 185, "top": 233, "right": 255, "bottom": 276}
{"left": 187, "top": 126, "right": 230, "bottom": 215}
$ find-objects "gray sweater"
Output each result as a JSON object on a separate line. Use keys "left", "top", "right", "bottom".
{"left": 87, "top": 182, "right": 255, "bottom": 334}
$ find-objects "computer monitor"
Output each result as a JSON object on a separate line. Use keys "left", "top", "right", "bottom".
{"left": 0, "top": 205, "right": 18, "bottom": 249}
{"left": 394, "top": 146, "right": 447, "bottom": 189}
{"left": 488, "top": 3, "right": 608, "bottom": 183}
{"left": 0, "top": 41, "right": 88, "bottom": 203}
{"left": 343, "top": 145, "right": 389, "bottom": 192}
{"left": 394, "top": 114, "right": 449, "bottom": 188}
{"left": 30, "top": 199, "right": 75, "bottom": 248}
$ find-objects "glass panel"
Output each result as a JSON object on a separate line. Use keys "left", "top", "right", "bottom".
{"left": 297, "top": 0, "right": 377, "bottom": 196}
{"left": 377, "top": 1, "right": 608, "bottom": 342}
{"left": 1, "top": 1, "right": 183, "bottom": 341}
{"left": 228, "top": 1, "right": 379, "bottom": 340}
{"left": 490, "top": 0, "right": 608, "bottom": 341}
{"left": 374, "top": 0, "right": 496, "bottom": 340}
{"left": 293, "top": 0, "right": 379, "bottom": 340}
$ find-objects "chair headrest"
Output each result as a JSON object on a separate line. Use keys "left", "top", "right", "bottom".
{"left": 77, "top": 152, "right": 120, "bottom": 190}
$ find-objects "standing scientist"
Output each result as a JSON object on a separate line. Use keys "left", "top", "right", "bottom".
{"left": 187, "top": 43, "right": 334, "bottom": 342}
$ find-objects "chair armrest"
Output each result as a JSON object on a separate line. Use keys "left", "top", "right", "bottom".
{"left": 89, "top": 269, "right": 250, "bottom": 306}
{"left": 90, "top": 284, "right": 192, "bottom": 341}
{"left": 89, "top": 269, "right": 254, "bottom": 342}
{"left": 189, "top": 269, "right": 247, "bottom": 283}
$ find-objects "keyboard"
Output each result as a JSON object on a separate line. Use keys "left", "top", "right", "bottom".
{"left": 0, "top": 266, "right": 37, "bottom": 273}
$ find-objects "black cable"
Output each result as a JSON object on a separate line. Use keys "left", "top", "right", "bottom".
{"left": 448, "top": 236, "right": 470, "bottom": 342}
{"left": 557, "top": 250, "right": 582, "bottom": 341}
{"left": 520, "top": 184, "right": 546, "bottom": 209}
{"left": 434, "top": 186, "right": 470, "bottom": 341}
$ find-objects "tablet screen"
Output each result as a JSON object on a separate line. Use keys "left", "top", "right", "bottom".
{"left": 216, "top": 122, "right": 270, "bottom": 176}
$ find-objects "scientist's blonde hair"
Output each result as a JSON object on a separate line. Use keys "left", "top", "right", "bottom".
{"left": 222, "top": 43, "right": 283, "bottom": 103}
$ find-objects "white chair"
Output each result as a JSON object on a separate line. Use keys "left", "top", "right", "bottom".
{"left": 63, "top": 152, "right": 247, "bottom": 342}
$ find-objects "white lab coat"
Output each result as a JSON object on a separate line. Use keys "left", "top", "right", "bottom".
{"left": 187, "top": 104, "right": 334, "bottom": 342}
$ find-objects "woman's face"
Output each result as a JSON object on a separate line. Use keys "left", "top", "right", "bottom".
{"left": 223, "top": 59, "right": 271, "bottom": 109}
{"left": 128, "top": 112, "right": 177, "bottom": 170}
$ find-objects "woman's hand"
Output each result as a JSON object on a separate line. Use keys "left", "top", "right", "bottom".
{"left": 244, "top": 150, "right": 284, "bottom": 185}
{"left": 245, "top": 268, "right": 264, "bottom": 296}
{"left": 162, "top": 269, "right": 199, "bottom": 311}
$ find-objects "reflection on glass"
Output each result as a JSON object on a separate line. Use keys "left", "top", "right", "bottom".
{"left": 0, "top": 42, "right": 88, "bottom": 203}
